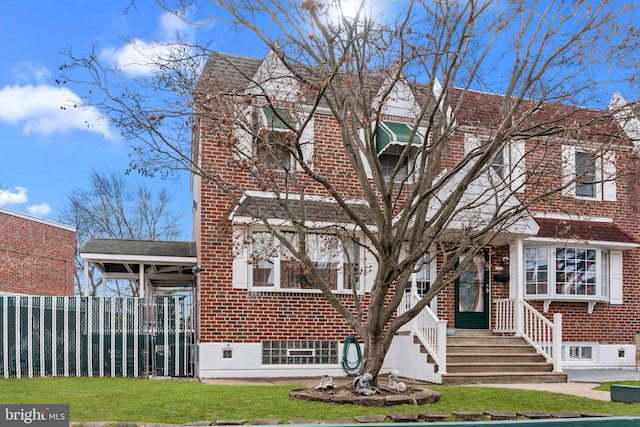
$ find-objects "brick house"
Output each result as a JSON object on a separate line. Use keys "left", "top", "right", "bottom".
{"left": 191, "top": 50, "right": 640, "bottom": 382}
{"left": 0, "top": 208, "right": 75, "bottom": 296}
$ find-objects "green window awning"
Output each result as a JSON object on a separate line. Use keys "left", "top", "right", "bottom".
{"left": 376, "top": 121, "right": 424, "bottom": 154}
{"left": 262, "top": 105, "right": 294, "bottom": 130}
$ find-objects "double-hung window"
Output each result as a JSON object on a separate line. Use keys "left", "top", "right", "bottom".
{"left": 562, "top": 145, "right": 617, "bottom": 201}
{"left": 464, "top": 134, "right": 526, "bottom": 193}
{"left": 250, "top": 231, "right": 360, "bottom": 291}
{"left": 491, "top": 148, "right": 505, "bottom": 178}
{"left": 525, "top": 247, "right": 549, "bottom": 295}
{"left": 254, "top": 106, "right": 295, "bottom": 171}
{"left": 575, "top": 151, "right": 596, "bottom": 198}
{"left": 256, "top": 130, "right": 292, "bottom": 171}
{"left": 379, "top": 145, "right": 409, "bottom": 182}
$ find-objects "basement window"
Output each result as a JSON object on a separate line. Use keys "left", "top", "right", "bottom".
{"left": 564, "top": 344, "right": 594, "bottom": 361}
{"left": 262, "top": 340, "right": 338, "bottom": 365}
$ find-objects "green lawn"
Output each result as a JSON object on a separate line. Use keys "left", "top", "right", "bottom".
{"left": 0, "top": 378, "right": 640, "bottom": 424}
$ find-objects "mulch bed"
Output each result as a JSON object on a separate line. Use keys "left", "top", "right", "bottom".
{"left": 289, "top": 386, "right": 441, "bottom": 407}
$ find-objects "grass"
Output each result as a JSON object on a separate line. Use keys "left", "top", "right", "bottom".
{"left": 1, "top": 378, "right": 640, "bottom": 424}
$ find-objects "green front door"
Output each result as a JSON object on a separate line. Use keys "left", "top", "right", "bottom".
{"left": 454, "top": 250, "right": 490, "bottom": 329}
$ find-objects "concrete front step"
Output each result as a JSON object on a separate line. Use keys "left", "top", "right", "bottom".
{"left": 447, "top": 336, "right": 534, "bottom": 346}
{"left": 446, "top": 344, "right": 537, "bottom": 354}
{"left": 440, "top": 329, "right": 566, "bottom": 385}
{"left": 442, "top": 371, "right": 568, "bottom": 385}
{"left": 446, "top": 362, "right": 554, "bottom": 374}
{"left": 447, "top": 353, "right": 546, "bottom": 363}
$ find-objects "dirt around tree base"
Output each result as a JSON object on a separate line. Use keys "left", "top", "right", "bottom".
{"left": 289, "top": 386, "right": 441, "bottom": 407}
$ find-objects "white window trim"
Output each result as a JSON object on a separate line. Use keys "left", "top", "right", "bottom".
{"left": 232, "top": 105, "right": 315, "bottom": 171}
{"left": 464, "top": 134, "right": 526, "bottom": 193}
{"left": 562, "top": 145, "right": 617, "bottom": 201}
{"left": 243, "top": 229, "right": 364, "bottom": 294}
{"left": 562, "top": 342, "right": 599, "bottom": 364}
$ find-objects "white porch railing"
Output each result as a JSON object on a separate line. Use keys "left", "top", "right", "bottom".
{"left": 494, "top": 298, "right": 563, "bottom": 372}
{"left": 398, "top": 292, "right": 447, "bottom": 374}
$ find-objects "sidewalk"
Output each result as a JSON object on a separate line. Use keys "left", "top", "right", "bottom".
{"left": 201, "top": 369, "right": 640, "bottom": 401}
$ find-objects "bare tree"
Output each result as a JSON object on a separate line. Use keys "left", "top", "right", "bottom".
{"left": 60, "top": 169, "right": 183, "bottom": 296}
{"left": 60, "top": 0, "right": 640, "bottom": 379}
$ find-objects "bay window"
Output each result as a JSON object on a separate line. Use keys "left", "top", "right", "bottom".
{"left": 525, "top": 247, "right": 548, "bottom": 295}
{"left": 555, "top": 248, "right": 597, "bottom": 296}
{"left": 525, "top": 245, "right": 613, "bottom": 301}
{"left": 250, "top": 231, "right": 360, "bottom": 291}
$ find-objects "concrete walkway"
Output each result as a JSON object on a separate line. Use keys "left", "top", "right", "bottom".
{"left": 201, "top": 369, "right": 640, "bottom": 401}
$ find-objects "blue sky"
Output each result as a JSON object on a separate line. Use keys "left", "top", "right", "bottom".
{"left": 0, "top": 1, "right": 244, "bottom": 240}
{"left": 1, "top": 1, "right": 636, "bottom": 241}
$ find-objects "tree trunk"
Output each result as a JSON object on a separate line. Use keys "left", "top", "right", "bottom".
{"left": 360, "top": 333, "right": 387, "bottom": 385}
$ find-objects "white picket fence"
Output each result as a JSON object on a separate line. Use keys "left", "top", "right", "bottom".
{"left": 0, "top": 295, "right": 194, "bottom": 378}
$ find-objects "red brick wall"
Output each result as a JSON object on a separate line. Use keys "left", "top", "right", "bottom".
{"left": 513, "top": 141, "right": 640, "bottom": 344}
{"left": 0, "top": 210, "right": 75, "bottom": 296}
{"left": 196, "top": 110, "right": 374, "bottom": 343}
{"left": 195, "top": 101, "right": 640, "bottom": 346}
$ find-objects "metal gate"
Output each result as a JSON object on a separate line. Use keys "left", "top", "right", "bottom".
{"left": 0, "top": 295, "right": 195, "bottom": 378}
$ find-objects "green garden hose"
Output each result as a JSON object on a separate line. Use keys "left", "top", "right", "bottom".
{"left": 341, "top": 335, "right": 363, "bottom": 375}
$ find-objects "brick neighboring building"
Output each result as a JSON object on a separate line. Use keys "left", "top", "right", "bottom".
{"left": 0, "top": 208, "right": 75, "bottom": 296}
{"left": 191, "top": 50, "right": 640, "bottom": 381}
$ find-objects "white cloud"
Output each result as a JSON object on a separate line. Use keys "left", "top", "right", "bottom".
{"left": 0, "top": 186, "right": 28, "bottom": 207}
{"left": 0, "top": 84, "right": 112, "bottom": 138}
{"left": 101, "top": 39, "right": 192, "bottom": 77}
{"left": 13, "top": 62, "right": 51, "bottom": 83}
{"left": 27, "top": 203, "right": 51, "bottom": 216}
{"left": 159, "top": 10, "right": 194, "bottom": 41}
{"left": 101, "top": 10, "right": 196, "bottom": 77}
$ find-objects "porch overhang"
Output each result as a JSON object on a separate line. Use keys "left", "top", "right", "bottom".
{"left": 229, "top": 192, "right": 374, "bottom": 228}
{"left": 527, "top": 217, "right": 640, "bottom": 250}
{"left": 80, "top": 238, "right": 197, "bottom": 296}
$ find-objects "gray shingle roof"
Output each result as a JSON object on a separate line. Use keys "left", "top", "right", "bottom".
{"left": 196, "top": 51, "right": 263, "bottom": 95}
{"left": 234, "top": 195, "right": 375, "bottom": 225}
{"left": 80, "top": 238, "right": 196, "bottom": 258}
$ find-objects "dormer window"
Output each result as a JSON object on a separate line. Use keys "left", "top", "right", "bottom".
{"left": 491, "top": 148, "right": 505, "bottom": 178}
{"left": 379, "top": 145, "right": 408, "bottom": 182}
{"left": 376, "top": 121, "right": 424, "bottom": 182}
{"left": 256, "top": 129, "right": 293, "bottom": 171}
{"left": 255, "top": 106, "right": 295, "bottom": 171}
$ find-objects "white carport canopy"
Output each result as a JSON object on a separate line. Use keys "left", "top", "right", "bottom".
{"left": 79, "top": 238, "right": 197, "bottom": 297}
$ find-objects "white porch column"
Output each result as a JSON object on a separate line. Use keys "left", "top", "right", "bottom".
{"left": 83, "top": 260, "right": 90, "bottom": 296}
{"left": 553, "top": 312, "right": 563, "bottom": 372}
{"left": 514, "top": 237, "right": 524, "bottom": 336}
{"left": 139, "top": 263, "right": 145, "bottom": 298}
